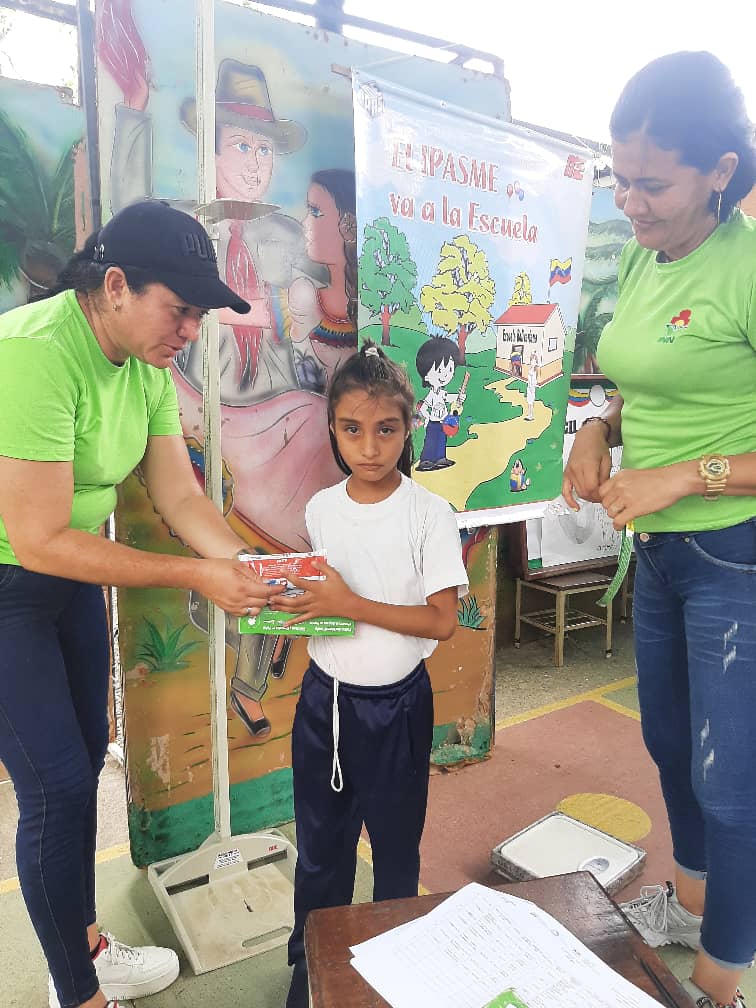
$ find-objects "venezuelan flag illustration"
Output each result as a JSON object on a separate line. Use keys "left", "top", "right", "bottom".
{"left": 549, "top": 257, "right": 572, "bottom": 286}
{"left": 568, "top": 385, "right": 619, "bottom": 408}
{"left": 568, "top": 387, "right": 591, "bottom": 407}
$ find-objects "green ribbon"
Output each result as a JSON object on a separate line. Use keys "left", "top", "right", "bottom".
{"left": 597, "top": 523, "right": 634, "bottom": 607}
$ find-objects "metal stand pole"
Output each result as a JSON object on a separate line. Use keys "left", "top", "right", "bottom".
{"left": 146, "top": 3, "right": 296, "bottom": 974}
{"left": 195, "top": 0, "right": 232, "bottom": 845}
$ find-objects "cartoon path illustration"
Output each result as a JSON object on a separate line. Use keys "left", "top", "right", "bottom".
{"left": 417, "top": 381, "right": 552, "bottom": 510}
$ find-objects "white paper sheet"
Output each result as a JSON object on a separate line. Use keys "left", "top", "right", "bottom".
{"left": 349, "top": 883, "right": 661, "bottom": 1008}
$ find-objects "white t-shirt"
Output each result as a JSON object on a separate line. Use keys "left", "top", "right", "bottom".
{"left": 526, "top": 367, "right": 538, "bottom": 401}
{"left": 420, "top": 387, "right": 450, "bottom": 423}
{"left": 306, "top": 474, "right": 469, "bottom": 686}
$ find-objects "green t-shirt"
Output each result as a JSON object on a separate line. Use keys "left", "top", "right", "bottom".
{"left": 0, "top": 289, "right": 182, "bottom": 564}
{"left": 598, "top": 210, "right": 756, "bottom": 532}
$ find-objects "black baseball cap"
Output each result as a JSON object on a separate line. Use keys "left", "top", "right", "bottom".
{"left": 93, "top": 200, "right": 251, "bottom": 314}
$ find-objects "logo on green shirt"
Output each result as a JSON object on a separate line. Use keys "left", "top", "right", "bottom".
{"left": 658, "top": 308, "right": 692, "bottom": 344}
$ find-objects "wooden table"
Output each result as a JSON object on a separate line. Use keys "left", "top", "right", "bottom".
{"left": 304, "top": 871, "right": 693, "bottom": 1007}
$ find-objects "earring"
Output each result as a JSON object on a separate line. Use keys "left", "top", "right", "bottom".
{"left": 112, "top": 303, "right": 121, "bottom": 312}
{"left": 716, "top": 190, "right": 722, "bottom": 224}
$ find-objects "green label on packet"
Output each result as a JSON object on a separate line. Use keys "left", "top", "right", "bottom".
{"left": 238, "top": 607, "right": 355, "bottom": 637}
{"left": 484, "top": 990, "right": 530, "bottom": 1008}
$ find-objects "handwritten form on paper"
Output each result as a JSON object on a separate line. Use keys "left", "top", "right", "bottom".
{"left": 349, "top": 883, "right": 661, "bottom": 1008}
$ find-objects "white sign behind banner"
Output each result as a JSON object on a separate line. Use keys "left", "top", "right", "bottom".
{"left": 527, "top": 380, "right": 623, "bottom": 569}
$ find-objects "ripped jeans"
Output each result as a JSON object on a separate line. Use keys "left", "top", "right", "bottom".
{"left": 633, "top": 518, "right": 756, "bottom": 969}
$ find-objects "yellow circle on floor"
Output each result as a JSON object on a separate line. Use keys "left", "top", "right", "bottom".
{"left": 557, "top": 793, "right": 651, "bottom": 843}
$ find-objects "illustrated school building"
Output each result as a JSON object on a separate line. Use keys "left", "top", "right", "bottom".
{"left": 494, "top": 303, "right": 566, "bottom": 385}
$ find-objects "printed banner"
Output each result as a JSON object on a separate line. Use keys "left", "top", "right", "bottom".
{"left": 353, "top": 74, "right": 593, "bottom": 525}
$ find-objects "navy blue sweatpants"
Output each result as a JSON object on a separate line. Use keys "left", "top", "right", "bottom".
{"left": 287, "top": 659, "right": 433, "bottom": 966}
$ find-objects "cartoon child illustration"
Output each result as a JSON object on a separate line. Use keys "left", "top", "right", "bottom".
{"left": 510, "top": 458, "right": 531, "bottom": 492}
{"left": 525, "top": 350, "right": 539, "bottom": 421}
{"left": 510, "top": 344, "right": 524, "bottom": 378}
{"left": 415, "top": 337, "right": 465, "bottom": 472}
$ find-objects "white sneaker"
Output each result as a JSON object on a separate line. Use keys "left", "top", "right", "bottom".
{"left": 620, "top": 881, "right": 702, "bottom": 949}
{"left": 49, "top": 932, "right": 180, "bottom": 1007}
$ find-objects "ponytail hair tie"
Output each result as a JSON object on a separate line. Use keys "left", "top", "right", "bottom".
{"left": 364, "top": 345, "right": 380, "bottom": 358}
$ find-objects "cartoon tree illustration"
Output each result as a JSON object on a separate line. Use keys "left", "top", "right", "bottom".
{"left": 358, "top": 217, "right": 418, "bottom": 345}
{"left": 0, "top": 107, "right": 76, "bottom": 297}
{"left": 419, "top": 235, "right": 495, "bottom": 362}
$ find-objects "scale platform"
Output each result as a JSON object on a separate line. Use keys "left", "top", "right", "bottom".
{"left": 491, "top": 812, "right": 645, "bottom": 895}
{"left": 148, "top": 829, "right": 296, "bottom": 975}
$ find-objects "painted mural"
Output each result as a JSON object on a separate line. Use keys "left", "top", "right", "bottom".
{"left": 96, "top": 0, "right": 508, "bottom": 866}
{"left": 574, "top": 184, "right": 633, "bottom": 374}
{"left": 0, "top": 76, "right": 84, "bottom": 312}
{"left": 353, "top": 74, "right": 594, "bottom": 525}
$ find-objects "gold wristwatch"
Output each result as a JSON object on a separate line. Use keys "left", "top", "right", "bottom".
{"left": 698, "top": 454, "right": 730, "bottom": 501}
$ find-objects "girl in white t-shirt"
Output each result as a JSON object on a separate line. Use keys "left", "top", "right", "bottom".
{"left": 277, "top": 341, "right": 469, "bottom": 1008}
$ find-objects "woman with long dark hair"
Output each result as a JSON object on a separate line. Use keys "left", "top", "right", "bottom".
{"left": 564, "top": 52, "right": 756, "bottom": 1008}
{"left": 289, "top": 168, "right": 358, "bottom": 394}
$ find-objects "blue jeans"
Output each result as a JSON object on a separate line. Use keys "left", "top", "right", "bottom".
{"left": 0, "top": 565, "right": 109, "bottom": 1008}
{"left": 633, "top": 518, "right": 756, "bottom": 969}
{"left": 420, "top": 421, "right": 447, "bottom": 463}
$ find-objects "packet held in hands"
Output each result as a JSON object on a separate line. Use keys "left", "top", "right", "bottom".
{"left": 237, "top": 551, "right": 355, "bottom": 637}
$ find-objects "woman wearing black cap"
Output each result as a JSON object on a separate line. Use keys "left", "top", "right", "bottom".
{"left": 0, "top": 200, "right": 280, "bottom": 1008}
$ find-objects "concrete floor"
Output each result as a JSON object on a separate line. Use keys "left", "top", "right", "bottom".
{"left": 494, "top": 615, "right": 637, "bottom": 722}
{"left": 3, "top": 618, "right": 750, "bottom": 1007}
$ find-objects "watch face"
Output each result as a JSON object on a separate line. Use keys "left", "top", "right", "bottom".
{"left": 706, "top": 458, "right": 727, "bottom": 478}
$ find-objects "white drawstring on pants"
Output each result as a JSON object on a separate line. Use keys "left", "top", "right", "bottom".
{"left": 330, "top": 675, "right": 343, "bottom": 792}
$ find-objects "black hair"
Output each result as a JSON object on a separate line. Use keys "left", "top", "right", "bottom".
{"left": 610, "top": 51, "right": 756, "bottom": 220}
{"left": 310, "top": 169, "right": 358, "bottom": 326}
{"left": 49, "top": 230, "right": 156, "bottom": 298}
{"left": 415, "top": 336, "right": 462, "bottom": 388}
{"left": 327, "top": 341, "right": 415, "bottom": 477}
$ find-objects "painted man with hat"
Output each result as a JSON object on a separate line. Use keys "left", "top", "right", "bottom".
{"left": 106, "top": 51, "right": 325, "bottom": 403}
{"left": 102, "top": 44, "right": 340, "bottom": 527}
{"left": 177, "top": 58, "right": 327, "bottom": 404}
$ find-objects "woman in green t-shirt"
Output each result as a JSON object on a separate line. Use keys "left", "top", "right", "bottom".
{"left": 0, "top": 201, "right": 281, "bottom": 1008}
{"left": 564, "top": 53, "right": 756, "bottom": 1008}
